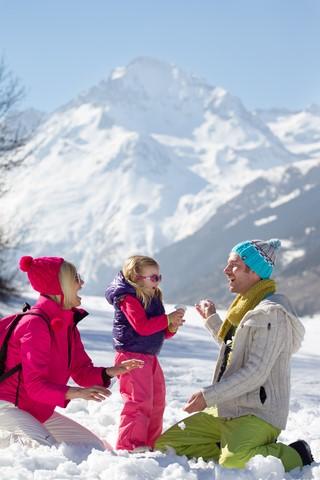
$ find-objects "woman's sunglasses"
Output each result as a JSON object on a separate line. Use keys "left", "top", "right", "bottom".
{"left": 75, "top": 272, "right": 84, "bottom": 284}
{"left": 137, "top": 274, "right": 162, "bottom": 283}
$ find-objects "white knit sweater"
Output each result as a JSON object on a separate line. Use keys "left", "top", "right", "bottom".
{"left": 201, "top": 293, "right": 305, "bottom": 429}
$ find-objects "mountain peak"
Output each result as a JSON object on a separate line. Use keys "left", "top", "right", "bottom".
{"left": 110, "top": 56, "right": 174, "bottom": 82}
{"left": 107, "top": 56, "right": 209, "bottom": 100}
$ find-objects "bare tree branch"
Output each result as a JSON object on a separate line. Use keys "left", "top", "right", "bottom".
{"left": 0, "top": 58, "right": 26, "bottom": 159}
{"left": 0, "top": 58, "right": 27, "bottom": 298}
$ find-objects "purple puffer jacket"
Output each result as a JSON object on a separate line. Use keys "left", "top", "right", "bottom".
{"left": 105, "top": 272, "right": 166, "bottom": 355}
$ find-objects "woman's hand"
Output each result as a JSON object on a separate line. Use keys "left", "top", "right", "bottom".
{"left": 105, "top": 359, "right": 144, "bottom": 377}
{"left": 66, "top": 385, "right": 111, "bottom": 402}
{"left": 195, "top": 299, "right": 216, "bottom": 319}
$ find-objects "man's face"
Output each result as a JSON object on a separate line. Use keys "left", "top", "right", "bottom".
{"left": 224, "top": 252, "right": 260, "bottom": 294}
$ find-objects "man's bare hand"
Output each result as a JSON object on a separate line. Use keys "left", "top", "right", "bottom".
{"left": 195, "top": 299, "right": 216, "bottom": 319}
{"left": 183, "top": 391, "right": 207, "bottom": 413}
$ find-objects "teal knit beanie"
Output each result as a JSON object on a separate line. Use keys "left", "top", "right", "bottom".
{"left": 232, "top": 239, "right": 281, "bottom": 279}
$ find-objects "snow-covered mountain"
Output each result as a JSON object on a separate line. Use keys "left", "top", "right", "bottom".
{"left": 0, "top": 57, "right": 316, "bottom": 295}
{"left": 256, "top": 104, "right": 320, "bottom": 158}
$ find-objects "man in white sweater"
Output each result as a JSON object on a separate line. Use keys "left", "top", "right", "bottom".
{"left": 155, "top": 239, "right": 314, "bottom": 472}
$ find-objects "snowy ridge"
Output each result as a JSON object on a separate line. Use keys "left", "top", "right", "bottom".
{"left": 256, "top": 104, "right": 320, "bottom": 158}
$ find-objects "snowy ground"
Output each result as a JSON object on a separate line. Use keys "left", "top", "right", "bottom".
{"left": 0, "top": 294, "right": 319, "bottom": 480}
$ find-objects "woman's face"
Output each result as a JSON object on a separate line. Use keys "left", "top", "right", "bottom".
{"left": 69, "top": 272, "right": 84, "bottom": 308}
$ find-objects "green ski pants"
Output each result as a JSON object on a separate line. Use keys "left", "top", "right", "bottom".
{"left": 155, "top": 408, "right": 302, "bottom": 472}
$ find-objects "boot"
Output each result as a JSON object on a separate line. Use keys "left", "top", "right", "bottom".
{"left": 289, "top": 439, "right": 314, "bottom": 466}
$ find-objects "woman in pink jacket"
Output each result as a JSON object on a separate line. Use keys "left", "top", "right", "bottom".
{"left": 0, "top": 255, "right": 143, "bottom": 449}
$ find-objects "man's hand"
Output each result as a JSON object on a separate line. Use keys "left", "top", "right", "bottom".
{"left": 195, "top": 299, "right": 216, "bottom": 319}
{"left": 183, "top": 391, "right": 207, "bottom": 413}
{"left": 105, "top": 359, "right": 144, "bottom": 377}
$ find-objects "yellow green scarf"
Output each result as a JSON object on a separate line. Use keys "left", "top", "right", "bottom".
{"left": 217, "top": 279, "right": 276, "bottom": 342}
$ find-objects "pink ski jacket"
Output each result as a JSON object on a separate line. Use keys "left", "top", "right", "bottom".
{"left": 0, "top": 295, "right": 110, "bottom": 423}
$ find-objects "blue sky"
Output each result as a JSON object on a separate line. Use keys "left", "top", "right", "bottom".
{"left": 1, "top": 0, "right": 319, "bottom": 112}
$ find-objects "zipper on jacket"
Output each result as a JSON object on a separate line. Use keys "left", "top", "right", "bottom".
{"left": 217, "top": 326, "right": 236, "bottom": 382}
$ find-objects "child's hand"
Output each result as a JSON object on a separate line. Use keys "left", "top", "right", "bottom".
{"left": 105, "top": 359, "right": 144, "bottom": 377}
{"left": 195, "top": 299, "right": 216, "bottom": 319}
{"left": 168, "top": 309, "right": 185, "bottom": 331}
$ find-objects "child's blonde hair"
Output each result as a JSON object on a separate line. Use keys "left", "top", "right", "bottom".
{"left": 122, "top": 255, "right": 162, "bottom": 308}
{"left": 50, "top": 260, "right": 78, "bottom": 309}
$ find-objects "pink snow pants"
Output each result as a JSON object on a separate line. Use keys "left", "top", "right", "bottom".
{"left": 115, "top": 351, "right": 166, "bottom": 451}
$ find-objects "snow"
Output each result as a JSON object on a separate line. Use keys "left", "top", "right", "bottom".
{"left": 270, "top": 190, "right": 301, "bottom": 208}
{"left": 254, "top": 215, "right": 277, "bottom": 226}
{"left": 0, "top": 294, "right": 319, "bottom": 479}
{"left": 305, "top": 227, "right": 316, "bottom": 235}
{"left": 281, "top": 249, "right": 305, "bottom": 266}
{"left": 260, "top": 106, "right": 320, "bottom": 158}
{"left": 276, "top": 239, "right": 305, "bottom": 266}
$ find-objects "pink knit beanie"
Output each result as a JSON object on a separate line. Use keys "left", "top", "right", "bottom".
{"left": 19, "top": 256, "right": 64, "bottom": 295}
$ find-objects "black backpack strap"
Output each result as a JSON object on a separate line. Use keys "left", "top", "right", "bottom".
{"left": 22, "top": 302, "right": 31, "bottom": 312}
{"left": 0, "top": 364, "right": 22, "bottom": 383}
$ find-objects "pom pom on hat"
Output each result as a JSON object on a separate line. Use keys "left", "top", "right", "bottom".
{"left": 232, "top": 239, "right": 281, "bottom": 279}
{"left": 19, "top": 256, "right": 34, "bottom": 272}
{"left": 19, "top": 255, "right": 65, "bottom": 295}
{"left": 268, "top": 239, "right": 281, "bottom": 250}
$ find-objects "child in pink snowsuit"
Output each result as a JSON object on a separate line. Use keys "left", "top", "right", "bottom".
{"left": 105, "top": 255, "right": 184, "bottom": 451}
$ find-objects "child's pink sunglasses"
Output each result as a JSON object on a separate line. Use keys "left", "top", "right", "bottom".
{"left": 137, "top": 274, "right": 162, "bottom": 283}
